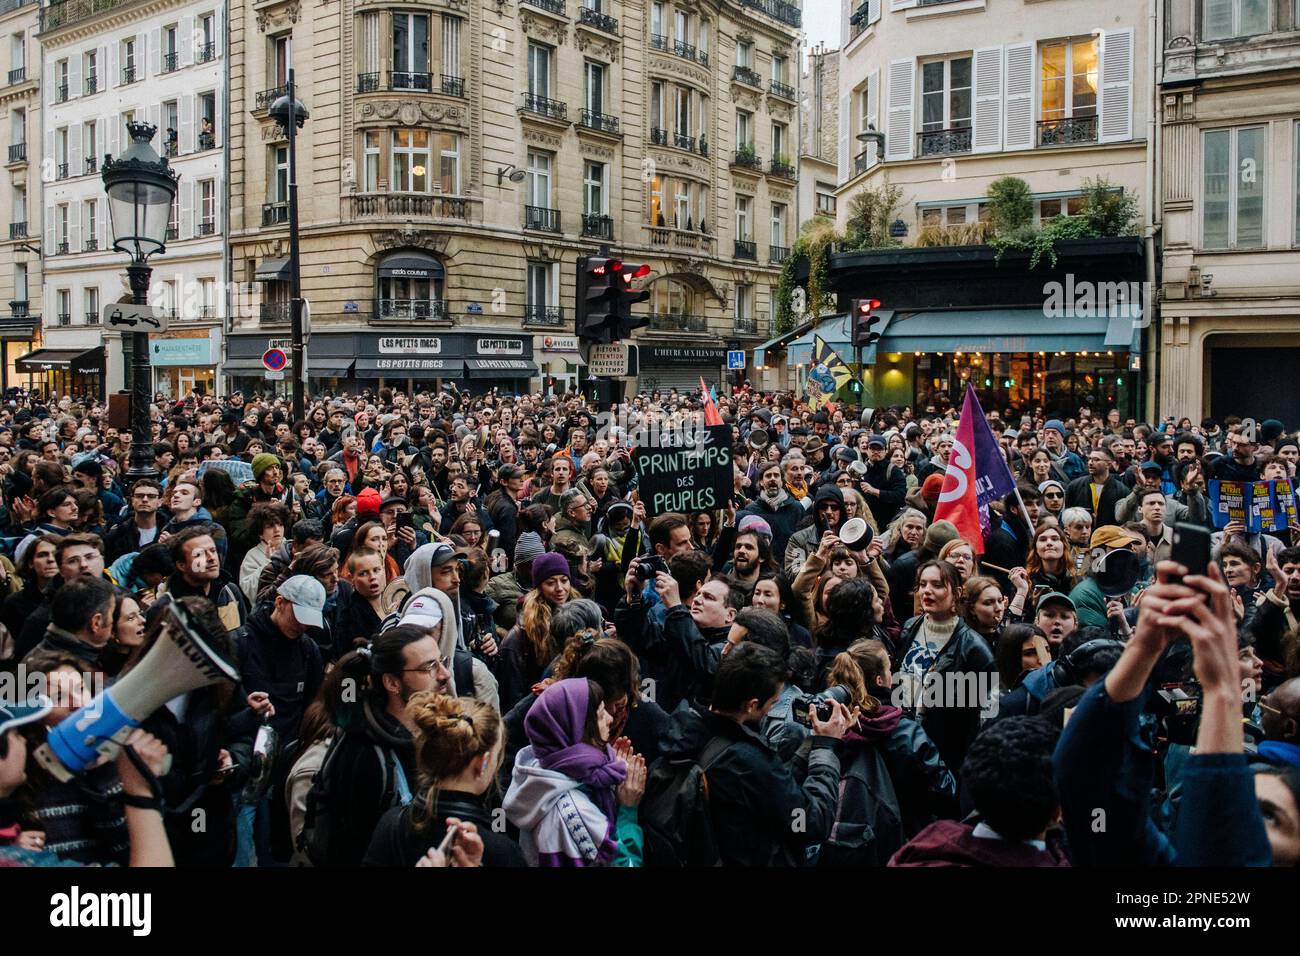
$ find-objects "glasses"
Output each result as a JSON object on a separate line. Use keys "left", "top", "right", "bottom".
{"left": 1044, "top": 492, "right": 1064, "bottom": 500}
{"left": 405, "top": 656, "right": 451, "bottom": 674}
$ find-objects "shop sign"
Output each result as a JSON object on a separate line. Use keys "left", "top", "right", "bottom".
{"left": 379, "top": 337, "right": 443, "bottom": 354}
{"left": 476, "top": 338, "right": 525, "bottom": 356}
{"left": 541, "top": 335, "right": 580, "bottom": 353}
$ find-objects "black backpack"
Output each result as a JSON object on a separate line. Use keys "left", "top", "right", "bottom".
{"left": 640, "top": 736, "right": 732, "bottom": 867}
{"left": 297, "top": 733, "right": 404, "bottom": 867}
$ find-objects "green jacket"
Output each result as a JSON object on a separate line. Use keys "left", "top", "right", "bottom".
{"left": 1069, "top": 576, "right": 1108, "bottom": 630}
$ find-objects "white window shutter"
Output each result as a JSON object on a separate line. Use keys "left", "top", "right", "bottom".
{"left": 44, "top": 127, "right": 55, "bottom": 183}
{"left": 885, "top": 57, "right": 915, "bottom": 161}
{"left": 180, "top": 94, "right": 195, "bottom": 153}
{"left": 68, "top": 55, "right": 81, "bottom": 97}
{"left": 181, "top": 179, "right": 194, "bottom": 239}
{"left": 44, "top": 207, "right": 55, "bottom": 256}
{"left": 890, "top": 0, "right": 917, "bottom": 10}
{"left": 866, "top": 69, "right": 880, "bottom": 165}
{"left": 69, "top": 126, "right": 82, "bottom": 173}
{"left": 44, "top": 57, "right": 55, "bottom": 96}
{"left": 972, "top": 46, "right": 1002, "bottom": 154}
{"left": 148, "top": 103, "right": 161, "bottom": 134}
{"left": 180, "top": 15, "right": 195, "bottom": 66}
{"left": 106, "top": 42, "right": 116, "bottom": 88}
{"left": 149, "top": 29, "right": 161, "bottom": 76}
{"left": 869, "top": 0, "right": 881, "bottom": 25}
{"left": 70, "top": 202, "right": 81, "bottom": 253}
{"left": 1003, "top": 43, "right": 1035, "bottom": 151}
{"left": 1099, "top": 29, "right": 1134, "bottom": 144}
{"left": 838, "top": 91, "right": 850, "bottom": 183}
{"left": 840, "top": 0, "right": 850, "bottom": 46}
{"left": 106, "top": 117, "right": 119, "bottom": 160}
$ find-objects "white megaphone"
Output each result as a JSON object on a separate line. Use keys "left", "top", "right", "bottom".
{"left": 35, "top": 598, "right": 240, "bottom": 782}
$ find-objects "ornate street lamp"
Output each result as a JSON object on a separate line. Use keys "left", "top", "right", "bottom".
{"left": 102, "top": 122, "right": 179, "bottom": 481}
{"left": 269, "top": 71, "right": 309, "bottom": 421}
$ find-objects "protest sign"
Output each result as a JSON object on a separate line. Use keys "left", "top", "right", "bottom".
{"left": 1208, "top": 479, "right": 1294, "bottom": 533}
{"left": 1275, "top": 479, "right": 1298, "bottom": 531}
{"left": 632, "top": 424, "right": 733, "bottom": 517}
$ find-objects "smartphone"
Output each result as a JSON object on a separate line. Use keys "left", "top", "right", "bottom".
{"left": 396, "top": 511, "right": 414, "bottom": 531}
{"left": 1169, "top": 522, "right": 1211, "bottom": 582}
{"left": 435, "top": 823, "right": 459, "bottom": 857}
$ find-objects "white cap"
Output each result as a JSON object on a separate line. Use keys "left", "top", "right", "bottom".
{"left": 399, "top": 593, "right": 445, "bottom": 631}
{"left": 277, "top": 575, "right": 326, "bottom": 628}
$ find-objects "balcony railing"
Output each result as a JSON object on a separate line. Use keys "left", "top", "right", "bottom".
{"left": 260, "top": 302, "right": 290, "bottom": 324}
{"left": 673, "top": 40, "right": 706, "bottom": 65}
{"left": 122, "top": 66, "right": 136, "bottom": 84}
{"left": 163, "top": 141, "right": 178, "bottom": 158}
{"left": 648, "top": 227, "right": 714, "bottom": 250}
{"left": 771, "top": 79, "right": 796, "bottom": 100}
{"left": 854, "top": 148, "right": 874, "bottom": 174}
{"left": 162, "top": 52, "right": 178, "bottom": 73}
{"left": 165, "top": 225, "right": 179, "bottom": 241}
{"left": 524, "top": 205, "right": 562, "bottom": 233}
{"left": 524, "top": 305, "right": 565, "bottom": 326}
{"left": 650, "top": 33, "right": 669, "bottom": 51}
{"left": 441, "top": 74, "right": 465, "bottom": 96}
{"left": 262, "top": 202, "right": 289, "bottom": 226}
{"left": 650, "top": 127, "right": 668, "bottom": 146}
{"left": 255, "top": 85, "right": 286, "bottom": 110}
{"left": 581, "top": 213, "right": 614, "bottom": 239}
{"left": 375, "top": 298, "right": 449, "bottom": 321}
{"left": 84, "top": 156, "right": 97, "bottom": 174}
{"left": 357, "top": 72, "right": 379, "bottom": 93}
{"left": 10, "top": 301, "right": 28, "bottom": 319}
{"left": 84, "top": 311, "right": 98, "bottom": 324}
{"left": 41, "top": 0, "right": 139, "bottom": 32}
{"left": 56, "top": 163, "right": 69, "bottom": 180}
{"left": 769, "top": 244, "right": 790, "bottom": 264}
{"left": 524, "top": 0, "right": 565, "bottom": 15}
{"left": 197, "top": 42, "right": 217, "bottom": 63}
{"left": 198, "top": 131, "right": 215, "bottom": 151}
{"left": 348, "top": 193, "right": 478, "bottom": 222}
{"left": 56, "top": 313, "right": 71, "bottom": 326}
{"left": 8, "top": 68, "right": 25, "bottom": 85}
{"left": 390, "top": 71, "right": 433, "bottom": 92}
{"left": 674, "top": 132, "right": 696, "bottom": 152}
{"left": 739, "top": 0, "right": 801, "bottom": 27}
{"left": 55, "top": 83, "right": 68, "bottom": 102}
{"left": 734, "top": 239, "right": 757, "bottom": 260}
{"left": 918, "top": 126, "right": 972, "bottom": 157}
{"left": 84, "top": 74, "right": 97, "bottom": 93}
{"left": 56, "top": 241, "right": 69, "bottom": 255}
{"left": 732, "top": 148, "right": 763, "bottom": 170}
{"left": 769, "top": 158, "right": 796, "bottom": 179}
{"left": 198, "top": 220, "right": 216, "bottom": 236}
{"left": 580, "top": 109, "right": 620, "bottom": 134}
{"left": 1038, "top": 115, "right": 1099, "bottom": 147}
{"left": 649, "top": 313, "right": 707, "bottom": 333}
{"left": 734, "top": 314, "right": 757, "bottom": 334}
{"left": 732, "top": 65, "right": 761, "bottom": 87}
{"left": 521, "top": 92, "right": 568, "bottom": 120}
{"left": 84, "top": 237, "right": 98, "bottom": 251}
{"left": 7, "top": 143, "right": 25, "bottom": 163}
{"left": 577, "top": 6, "right": 618, "bottom": 33}
{"left": 9, "top": 222, "right": 27, "bottom": 239}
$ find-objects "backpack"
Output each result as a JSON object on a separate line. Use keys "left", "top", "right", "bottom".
{"left": 297, "top": 733, "right": 412, "bottom": 867}
{"left": 639, "top": 736, "right": 733, "bottom": 867}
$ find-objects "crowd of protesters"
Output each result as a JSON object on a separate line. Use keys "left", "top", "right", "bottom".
{"left": 0, "top": 383, "right": 1297, "bottom": 868}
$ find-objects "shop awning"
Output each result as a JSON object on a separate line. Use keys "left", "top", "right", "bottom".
{"left": 753, "top": 320, "right": 814, "bottom": 367}
{"left": 254, "top": 258, "right": 291, "bottom": 282}
{"left": 465, "top": 358, "right": 538, "bottom": 378}
{"left": 354, "top": 357, "right": 465, "bottom": 377}
{"left": 1104, "top": 307, "right": 1145, "bottom": 351}
{"left": 864, "top": 306, "right": 1144, "bottom": 356}
{"left": 786, "top": 312, "right": 899, "bottom": 366}
{"left": 15, "top": 346, "right": 103, "bottom": 373}
{"left": 221, "top": 358, "right": 275, "bottom": 371}
{"left": 309, "top": 358, "right": 356, "bottom": 375}
{"left": 378, "top": 254, "right": 444, "bottom": 280}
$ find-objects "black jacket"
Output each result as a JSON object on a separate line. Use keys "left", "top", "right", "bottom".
{"left": 863, "top": 459, "right": 907, "bottom": 528}
{"left": 656, "top": 704, "right": 841, "bottom": 867}
{"left": 102, "top": 516, "right": 164, "bottom": 563}
{"left": 1064, "top": 474, "right": 1129, "bottom": 528}
{"left": 612, "top": 600, "right": 730, "bottom": 713}
{"left": 364, "top": 791, "right": 525, "bottom": 867}
{"left": 230, "top": 604, "right": 324, "bottom": 743}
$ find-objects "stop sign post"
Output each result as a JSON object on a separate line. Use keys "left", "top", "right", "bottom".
{"left": 263, "top": 348, "right": 288, "bottom": 372}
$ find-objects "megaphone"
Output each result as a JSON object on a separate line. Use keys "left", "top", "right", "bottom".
{"left": 748, "top": 428, "right": 770, "bottom": 452}
{"left": 35, "top": 598, "right": 240, "bottom": 782}
{"left": 1091, "top": 548, "right": 1141, "bottom": 597}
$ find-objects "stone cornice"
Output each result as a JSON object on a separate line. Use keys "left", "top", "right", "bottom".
{"left": 39, "top": 0, "right": 184, "bottom": 48}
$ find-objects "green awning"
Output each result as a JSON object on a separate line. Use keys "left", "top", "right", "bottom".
{"left": 752, "top": 320, "right": 813, "bottom": 367}
{"left": 872, "top": 306, "right": 1143, "bottom": 355}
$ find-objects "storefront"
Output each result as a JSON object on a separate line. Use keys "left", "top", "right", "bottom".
{"left": 636, "top": 344, "right": 728, "bottom": 395}
{"left": 150, "top": 332, "right": 220, "bottom": 400}
{"left": 536, "top": 333, "right": 581, "bottom": 396}
{"left": 15, "top": 345, "right": 105, "bottom": 401}
{"left": 0, "top": 317, "right": 40, "bottom": 395}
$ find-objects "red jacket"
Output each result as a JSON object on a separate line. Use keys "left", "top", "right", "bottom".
{"left": 888, "top": 820, "right": 1070, "bottom": 867}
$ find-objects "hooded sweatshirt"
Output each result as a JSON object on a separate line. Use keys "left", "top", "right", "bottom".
{"left": 783, "top": 484, "right": 846, "bottom": 574}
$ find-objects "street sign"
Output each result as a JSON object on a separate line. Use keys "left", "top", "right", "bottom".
{"left": 264, "top": 370, "right": 285, "bottom": 381}
{"left": 262, "top": 348, "right": 288, "bottom": 372}
{"left": 727, "top": 350, "right": 746, "bottom": 370}
{"left": 103, "top": 303, "right": 168, "bottom": 332}
{"left": 588, "top": 342, "right": 629, "bottom": 377}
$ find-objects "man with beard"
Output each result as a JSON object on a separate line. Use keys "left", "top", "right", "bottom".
{"left": 421, "top": 440, "right": 452, "bottom": 501}
{"left": 1146, "top": 432, "right": 1179, "bottom": 495}
{"left": 784, "top": 484, "right": 845, "bottom": 575}
{"left": 439, "top": 474, "right": 491, "bottom": 533}
{"left": 318, "top": 407, "right": 347, "bottom": 454}
{"left": 529, "top": 454, "right": 573, "bottom": 514}
{"left": 1248, "top": 547, "right": 1300, "bottom": 692}
{"left": 1208, "top": 426, "right": 1262, "bottom": 483}
{"left": 915, "top": 433, "right": 955, "bottom": 483}
{"left": 721, "top": 528, "right": 775, "bottom": 600}
{"left": 1064, "top": 446, "right": 1128, "bottom": 528}
{"left": 736, "top": 461, "right": 804, "bottom": 559}
{"left": 860, "top": 434, "right": 907, "bottom": 528}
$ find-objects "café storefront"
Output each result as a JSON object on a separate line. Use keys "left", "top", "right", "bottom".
{"left": 636, "top": 344, "right": 729, "bottom": 395}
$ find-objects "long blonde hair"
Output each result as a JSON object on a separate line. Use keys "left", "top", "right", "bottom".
{"left": 520, "top": 588, "right": 562, "bottom": 669}
{"left": 826, "top": 639, "right": 892, "bottom": 713}
{"left": 406, "top": 692, "right": 502, "bottom": 836}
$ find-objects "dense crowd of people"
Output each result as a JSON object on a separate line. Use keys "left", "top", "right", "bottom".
{"left": 0, "top": 384, "right": 1297, "bottom": 868}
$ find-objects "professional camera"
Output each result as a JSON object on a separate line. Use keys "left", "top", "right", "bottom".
{"left": 1153, "top": 682, "right": 1202, "bottom": 746}
{"left": 635, "top": 555, "right": 670, "bottom": 581}
{"left": 790, "top": 684, "right": 852, "bottom": 727}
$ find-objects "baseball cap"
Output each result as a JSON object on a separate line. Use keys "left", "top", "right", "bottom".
{"left": 1036, "top": 591, "right": 1077, "bottom": 614}
{"left": 277, "top": 575, "right": 326, "bottom": 628}
{"left": 428, "top": 542, "right": 459, "bottom": 568}
{"left": 0, "top": 694, "right": 53, "bottom": 736}
{"left": 1139, "top": 460, "right": 1163, "bottom": 474}
{"left": 399, "top": 592, "right": 446, "bottom": 630}
{"left": 866, "top": 434, "right": 887, "bottom": 449}
{"left": 1090, "top": 525, "right": 1144, "bottom": 551}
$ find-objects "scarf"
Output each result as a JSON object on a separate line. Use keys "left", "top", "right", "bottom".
{"left": 525, "top": 678, "right": 626, "bottom": 823}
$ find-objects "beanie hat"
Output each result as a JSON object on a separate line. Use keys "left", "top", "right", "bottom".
{"left": 531, "top": 551, "right": 570, "bottom": 585}
{"left": 355, "top": 487, "right": 382, "bottom": 516}
{"left": 737, "top": 514, "right": 773, "bottom": 542}
{"left": 1261, "top": 419, "right": 1285, "bottom": 444}
{"left": 1043, "top": 419, "right": 1068, "bottom": 438}
{"left": 514, "top": 531, "right": 545, "bottom": 568}
{"left": 920, "top": 472, "right": 946, "bottom": 506}
{"left": 251, "top": 453, "right": 280, "bottom": 481}
{"left": 923, "top": 519, "right": 960, "bottom": 554}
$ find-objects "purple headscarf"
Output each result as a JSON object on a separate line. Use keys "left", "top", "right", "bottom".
{"left": 525, "top": 678, "right": 627, "bottom": 822}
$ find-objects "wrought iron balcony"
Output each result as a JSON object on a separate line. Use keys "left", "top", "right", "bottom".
{"left": 56, "top": 241, "right": 69, "bottom": 255}
{"left": 84, "top": 237, "right": 98, "bottom": 251}
{"left": 255, "top": 85, "right": 286, "bottom": 110}
{"left": 56, "top": 163, "right": 69, "bottom": 180}
{"left": 732, "top": 148, "right": 763, "bottom": 170}
{"left": 84, "top": 311, "right": 98, "bottom": 324}
{"left": 917, "top": 126, "right": 972, "bottom": 157}
{"left": 674, "top": 132, "right": 696, "bottom": 152}
{"left": 357, "top": 72, "right": 379, "bottom": 93}
{"left": 739, "top": 0, "right": 802, "bottom": 27}
{"left": 580, "top": 109, "right": 620, "bottom": 134}
{"left": 734, "top": 314, "right": 757, "bottom": 334}
{"left": 854, "top": 148, "right": 874, "bottom": 174}
{"left": 524, "top": 0, "right": 565, "bottom": 15}
{"left": 769, "top": 244, "right": 790, "bottom": 264}
{"left": 9, "top": 222, "right": 27, "bottom": 239}
{"left": 10, "top": 301, "right": 29, "bottom": 319}
{"left": 650, "top": 127, "right": 668, "bottom": 146}
{"left": 198, "top": 131, "right": 216, "bottom": 151}
{"left": 165, "top": 225, "right": 179, "bottom": 241}
{"left": 198, "top": 220, "right": 217, "bottom": 236}
{"left": 390, "top": 71, "right": 433, "bottom": 92}
{"left": 524, "top": 205, "right": 561, "bottom": 233}
{"left": 8, "top": 68, "right": 25, "bottom": 85}
{"left": 262, "top": 202, "right": 290, "bottom": 226}
{"left": 769, "top": 158, "right": 796, "bottom": 179}
{"left": 524, "top": 305, "right": 565, "bottom": 326}
{"left": 260, "top": 302, "right": 290, "bottom": 324}
{"left": 734, "top": 239, "right": 757, "bottom": 260}
{"left": 162, "top": 52, "right": 178, "bottom": 73}
{"left": 732, "top": 65, "right": 761, "bottom": 87}
{"left": 375, "top": 298, "right": 449, "bottom": 321}
{"left": 56, "top": 313, "right": 71, "bottom": 326}
{"left": 7, "top": 143, "right": 25, "bottom": 163}
{"left": 770, "top": 79, "right": 796, "bottom": 100}
{"left": 163, "top": 141, "right": 178, "bottom": 158}
{"left": 348, "top": 194, "right": 478, "bottom": 222}
{"left": 55, "top": 83, "right": 68, "bottom": 103}
{"left": 1038, "top": 115, "right": 1099, "bottom": 147}
{"left": 197, "top": 42, "right": 217, "bottom": 63}
{"left": 581, "top": 213, "right": 613, "bottom": 239}
{"left": 441, "top": 74, "right": 465, "bottom": 97}
{"left": 577, "top": 7, "right": 618, "bottom": 33}
{"left": 84, "top": 75, "right": 97, "bottom": 93}
{"left": 674, "top": 40, "right": 704, "bottom": 64}
{"left": 521, "top": 93, "right": 568, "bottom": 121}
{"left": 650, "top": 33, "right": 669, "bottom": 51}
{"left": 85, "top": 156, "right": 97, "bottom": 174}
{"left": 122, "top": 66, "right": 136, "bottom": 84}
{"left": 649, "top": 313, "right": 707, "bottom": 333}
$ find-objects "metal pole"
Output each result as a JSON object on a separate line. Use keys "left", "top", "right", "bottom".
{"left": 126, "top": 261, "right": 156, "bottom": 481}
{"left": 287, "top": 68, "right": 304, "bottom": 421}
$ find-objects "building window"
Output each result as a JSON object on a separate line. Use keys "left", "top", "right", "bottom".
{"left": 1041, "top": 39, "right": 1098, "bottom": 123}
{"left": 442, "top": 15, "right": 461, "bottom": 78}
{"left": 771, "top": 203, "right": 786, "bottom": 245}
{"left": 651, "top": 2, "right": 665, "bottom": 43}
{"left": 199, "top": 92, "right": 217, "bottom": 149}
{"left": 200, "top": 180, "right": 216, "bottom": 232}
{"left": 168, "top": 193, "right": 180, "bottom": 238}
{"left": 649, "top": 278, "right": 693, "bottom": 316}
{"left": 675, "top": 87, "right": 691, "bottom": 139}
{"left": 10, "top": 32, "right": 24, "bottom": 75}
{"left": 392, "top": 12, "right": 430, "bottom": 88}
{"left": 648, "top": 173, "right": 664, "bottom": 225}
{"left": 772, "top": 54, "right": 787, "bottom": 84}
{"left": 84, "top": 200, "right": 97, "bottom": 249}
{"left": 584, "top": 161, "right": 605, "bottom": 215}
{"left": 57, "top": 204, "right": 69, "bottom": 251}
{"left": 122, "top": 38, "right": 136, "bottom": 82}
{"left": 163, "top": 24, "right": 178, "bottom": 71}
{"left": 527, "top": 260, "right": 555, "bottom": 310}
{"left": 83, "top": 122, "right": 97, "bottom": 173}
{"left": 736, "top": 194, "right": 750, "bottom": 240}
{"left": 1203, "top": 126, "right": 1266, "bottom": 249}
{"left": 736, "top": 40, "right": 752, "bottom": 68}
{"left": 272, "top": 34, "right": 292, "bottom": 87}
{"left": 58, "top": 289, "right": 70, "bottom": 325}
{"left": 650, "top": 81, "right": 664, "bottom": 132}
{"left": 921, "top": 56, "right": 972, "bottom": 133}
{"left": 392, "top": 129, "right": 432, "bottom": 192}
{"left": 772, "top": 122, "right": 788, "bottom": 162}
{"left": 436, "top": 132, "right": 460, "bottom": 193}
{"left": 1201, "top": 0, "right": 1270, "bottom": 41}
{"left": 1039, "top": 195, "right": 1086, "bottom": 221}
{"left": 735, "top": 283, "right": 752, "bottom": 320}
{"left": 363, "top": 131, "right": 381, "bottom": 190}
{"left": 200, "top": 278, "right": 218, "bottom": 317}
{"left": 201, "top": 14, "right": 216, "bottom": 52}
{"left": 816, "top": 186, "right": 837, "bottom": 216}
{"left": 272, "top": 146, "right": 289, "bottom": 201}
{"left": 736, "top": 110, "right": 752, "bottom": 149}
{"left": 162, "top": 101, "right": 179, "bottom": 156}
{"left": 585, "top": 61, "right": 604, "bottom": 115}
{"left": 83, "top": 50, "right": 97, "bottom": 91}
{"left": 526, "top": 150, "right": 552, "bottom": 207}
{"left": 85, "top": 288, "right": 99, "bottom": 325}
{"left": 15, "top": 263, "right": 27, "bottom": 303}
{"left": 528, "top": 42, "right": 551, "bottom": 99}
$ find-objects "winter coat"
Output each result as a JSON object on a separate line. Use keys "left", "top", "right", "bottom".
{"left": 736, "top": 490, "right": 805, "bottom": 560}
{"left": 889, "top": 820, "right": 1070, "bottom": 867}
{"left": 783, "top": 485, "right": 846, "bottom": 575}
{"left": 364, "top": 790, "right": 526, "bottom": 867}
{"left": 228, "top": 603, "right": 324, "bottom": 743}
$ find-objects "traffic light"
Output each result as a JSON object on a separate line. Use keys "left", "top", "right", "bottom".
{"left": 576, "top": 256, "right": 651, "bottom": 342}
{"left": 851, "top": 298, "right": 883, "bottom": 349}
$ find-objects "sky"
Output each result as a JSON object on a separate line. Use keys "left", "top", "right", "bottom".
{"left": 803, "top": 0, "right": 842, "bottom": 52}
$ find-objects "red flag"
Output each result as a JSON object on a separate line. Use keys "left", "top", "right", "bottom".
{"left": 700, "top": 377, "right": 723, "bottom": 426}
{"left": 933, "top": 391, "right": 984, "bottom": 553}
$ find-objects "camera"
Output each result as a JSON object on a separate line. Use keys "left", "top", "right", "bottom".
{"left": 790, "top": 684, "right": 852, "bottom": 727}
{"left": 635, "top": 555, "right": 670, "bottom": 581}
{"left": 1153, "top": 682, "right": 1201, "bottom": 746}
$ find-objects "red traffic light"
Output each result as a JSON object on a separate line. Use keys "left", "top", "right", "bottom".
{"left": 591, "top": 257, "right": 622, "bottom": 276}
{"left": 855, "top": 298, "right": 882, "bottom": 314}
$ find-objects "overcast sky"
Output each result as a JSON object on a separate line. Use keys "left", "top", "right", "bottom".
{"left": 804, "top": 0, "right": 841, "bottom": 52}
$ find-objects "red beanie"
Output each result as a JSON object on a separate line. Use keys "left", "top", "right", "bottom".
{"left": 356, "top": 487, "right": 382, "bottom": 516}
{"left": 921, "top": 473, "right": 945, "bottom": 506}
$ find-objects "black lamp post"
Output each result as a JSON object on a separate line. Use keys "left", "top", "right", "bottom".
{"left": 269, "top": 71, "right": 309, "bottom": 422}
{"left": 101, "top": 122, "right": 179, "bottom": 482}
